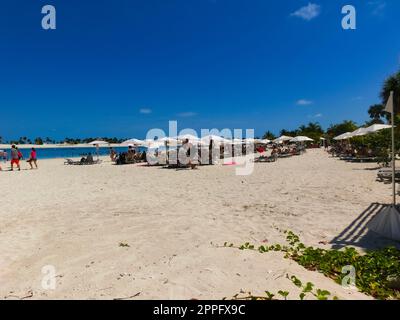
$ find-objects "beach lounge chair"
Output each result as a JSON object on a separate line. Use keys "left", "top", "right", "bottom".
{"left": 254, "top": 154, "right": 278, "bottom": 163}
{"left": 348, "top": 157, "right": 378, "bottom": 163}
{"left": 278, "top": 153, "right": 292, "bottom": 159}
{"left": 64, "top": 158, "right": 102, "bottom": 165}
{"left": 377, "top": 168, "right": 400, "bottom": 182}
{"left": 115, "top": 152, "right": 146, "bottom": 165}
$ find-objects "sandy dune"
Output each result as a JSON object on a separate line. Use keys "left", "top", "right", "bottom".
{"left": 0, "top": 149, "right": 393, "bottom": 300}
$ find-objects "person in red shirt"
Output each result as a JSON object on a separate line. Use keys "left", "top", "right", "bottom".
{"left": 256, "top": 146, "right": 265, "bottom": 153}
{"left": 10, "top": 145, "right": 21, "bottom": 171}
{"left": 27, "top": 148, "right": 38, "bottom": 169}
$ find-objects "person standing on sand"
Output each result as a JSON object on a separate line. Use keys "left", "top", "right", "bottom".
{"left": 10, "top": 145, "right": 21, "bottom": 171}
{"left": 27, "top": 147, "right": 38, "bottom": 169}
{"left": 181, "top": 139, "right": 197, "bottom": 169}
{"left": 109, "top": 147, "right": 116, "bottom": 162}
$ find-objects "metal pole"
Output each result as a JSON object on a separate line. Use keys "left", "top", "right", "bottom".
{"left": 392, "top": 92, "right": 396, "bottom": 206}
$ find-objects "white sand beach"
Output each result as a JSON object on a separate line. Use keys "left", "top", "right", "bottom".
{"left": 0, "top": 149, "right": 391, "bottom": 300}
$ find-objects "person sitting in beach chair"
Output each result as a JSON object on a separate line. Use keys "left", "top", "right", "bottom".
{"left": 255, "top": 147, "right": 278, "bottom": 163}
{"left": 79, "top": 153, "right": 94, "bottom": 164}
{"left": 256, "top": 146, "right": 266, "bottom": 154}
{"left": 86, "top": 153, "right": 94, "bottom": 163}
{"left": 65, "top": 153, "right": 100, "bottom": 165}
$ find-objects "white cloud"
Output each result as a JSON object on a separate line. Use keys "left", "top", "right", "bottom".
{"left": 177, "top": 112, "right": 197, "bottom": 117}
{"left": 297, "top": 99, "right": 313, "bottom": 106}
{"left": 308, "top": 113, "right": 323, "bottom": 118}
{"left": 291, "top": 3, "right": 321, "bottom": 21}
{"left": 139, "top": 108, "right": 152, "bottom": 114}
{"left": 368, "top": 1, "right": 386, "bottom": 16}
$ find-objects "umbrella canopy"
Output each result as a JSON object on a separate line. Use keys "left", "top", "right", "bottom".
{"left": 176, "top": 134, "right": 201, "bottom": 143}
{"left": 365, "top": 124, "right": 392, "bottom": 133}
{"left": 231, "top": 138, "right": 244, "bottom": 145}
{"left": 333, "top": 132, "right": 352, "bottom": 140}
{"left": 157, "top": 137, "right": 179, "bottom": 147}
{"left": 143, "top": 139, "right": 164, "bottom": 148}
{"left": 368, "top": 205, "right": 400, "bottom": 241}
{"left": 159, "top": 137, "right": 179, "bottom": 143}
{"left": 201, "top": 135, "right": 230, "bottom": 145}
{"left": 89, "top": 140, "right": 109, "bottom": 145}
{"left": 244, "top": 138, "right": 262, "bottom": 144}
{"left": 260, "top": 139, "right": 271, "bottom": 144}
{"left": 350, "top": 127, "right": 369, "bottom": 137}
{"left": 121, "top": 138, "right": 145, "bottom": 146}
{"left": 273, "top": 136, "right": 293, "bottom": 143}
{"left": 290, "top": 136, "right": 313, "bottom": 142}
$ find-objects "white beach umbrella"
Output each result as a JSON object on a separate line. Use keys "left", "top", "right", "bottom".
{"left": 141, "top": 139, "right": 161, "bottom": 148}
{"left": 260, "top": 139, "right": 271, "bottom": 144}
{"left": 159, "top": 137, "right": 174, "bottom": 142}
{"left": 122, "top": 138, "right": 145, "bottom": 146}
{"left": 290, "top": 136, "right": 314, "bottom": 142}
{"left": 244, "top": 138, "right": 262, "bottom": 144}
{"left": 230, "top": 138, "right": 244, "bottom": 145}
{"left": 273, "top": 135, "right": 293, "bottom": 143}
{"left": 176, "top": 134, "right": 201, "bottom": 143}
{"left": 368, "top": 207, "right": 400, "bottom": 241}
{"left": 201, "top": 135, "right": 230, "bottom": 145}
{"left": 365, "top": 124, "right": 392, "bottom": 134}
{"left": 367, "top": 91, "right": 400, "bottom": 241}
{"left": 350, "top": 127, "right": 369, "bottom": 137}
{"left": 157, "top": 137, "right": 180, "bottom": 147}
{"left": 146, "top": 141, "right": 164, "bottom": 148}
{"left": 89, "top": 140, "right": 109, "bottom": 145}
{"left": 333, "top": 132, "right": 352, "bottom": 141}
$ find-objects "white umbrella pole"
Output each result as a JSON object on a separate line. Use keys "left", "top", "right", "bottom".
{"left": 391, "top": 103, "right": 396, "bottom": 206}
{"left": 368, "top": 91, "right": 400, "bottom": 241}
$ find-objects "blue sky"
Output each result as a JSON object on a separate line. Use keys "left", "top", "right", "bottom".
{"left": 1, "top": 0, "right": 399, "bottom": 140}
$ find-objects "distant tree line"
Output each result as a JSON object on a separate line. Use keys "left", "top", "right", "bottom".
{"left": 0, "top": 136, "right": 127, "bottom": 145}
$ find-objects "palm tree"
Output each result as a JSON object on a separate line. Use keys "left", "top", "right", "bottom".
{"left": 381, "top": 70, "right": 400, "bottom": 114}
{"left": 326, "top": 120, "right": 358, "bottom": 138}
{"left": 306, "top": 122, "right": 323, "bottom": 133}
{"left": 262, "top": 131, "right": 276, "bottom": 140}
{"left": 368, "top": 104, "right": 386, "bottom": 123}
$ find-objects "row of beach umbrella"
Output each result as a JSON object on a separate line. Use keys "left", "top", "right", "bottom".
{"left": 120, "top": 135, "right": 315, "bottom": 148}
{"left": 121, "top": 135, "right": 273, "bottom": 148}
{"left": 333, "top": 124, "right": 392, "bottom": 141}
{"left": 87, "top": 125, "right": 389, "bottom": 147}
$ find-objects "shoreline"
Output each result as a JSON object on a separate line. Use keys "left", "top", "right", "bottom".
{"left": 0, "top": 143, "right": 123, "bottom": 149}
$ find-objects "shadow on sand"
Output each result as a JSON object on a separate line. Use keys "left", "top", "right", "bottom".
{"left": 330, "top": 203, "right": 400, "bottom": 250}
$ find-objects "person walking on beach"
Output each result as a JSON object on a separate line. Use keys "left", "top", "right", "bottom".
{"left": 10, "top": 145, "right": 21, "bottom": 171}
{"left": 27, "top": 147, "right": 38, "bottom": 169}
